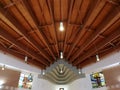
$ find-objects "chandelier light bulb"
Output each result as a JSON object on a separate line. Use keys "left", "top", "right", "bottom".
{"left": 59, "top": 22, "right": 64, "bottom": 31}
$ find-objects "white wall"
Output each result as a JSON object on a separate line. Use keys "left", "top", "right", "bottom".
{"left": 32, "top": 74, "right": 55, "bottom": 90}
{"left": 69, "top": 74, "right": 92, "bottom": 90}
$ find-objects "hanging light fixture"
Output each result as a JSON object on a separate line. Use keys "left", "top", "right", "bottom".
{"left": 24, "top": 56, "right": 28, "bottom": 63}
{"left": 60, "top": 68, "right": 63, "bottom": 73}
{"left": 94, "top": 45, "right": 100, "bottom": 62}
{"left": 59, "top": 22, "right": 64, "bottom": 31}
{"left": 78, "top": 69, "right": 82, "bottom": 74}
{"left": 96, "top": 54, "right": 100, "bottom": 62}
{"left": 1, "top": 65, "right": 5, "bottom": 71}
{"left": 60, "top": 51, "right": 63, "bottom": 59}
{"left": 42, "top": 70, "right": 45, "bottom": 75}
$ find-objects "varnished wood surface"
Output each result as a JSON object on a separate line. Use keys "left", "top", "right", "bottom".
{"left": 0, "top": 0, "right": 120, "bottom": 69}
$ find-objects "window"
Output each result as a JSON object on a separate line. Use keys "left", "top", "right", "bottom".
{"left": 90, "top": 72, "right": 106, "bottom": 88}
{"left": 18, "top": 73, "right": 33, "bottom": 89}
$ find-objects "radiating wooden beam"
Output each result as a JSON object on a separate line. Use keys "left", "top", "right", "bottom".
{"left": 70, "top": 8, "right": 120, "bottom": 63}
{"left": 0, "top": 44, "right": 45, "bottom": 69}
{"left": 0, "top": 6, "right": 52, "bottom": 63}
{"left": 0, "top": 27, "right": 49, "bottom": 66}
{"left": 21, "top": 0, "right": 56, "bottom": 61}
{"left": 66, "top": 0, "right": 106, "bottom": 60}
{"left": 63, "top": 0, "right": 74, "bottom": 54}
{"left": 47, "top": 0, "right": 59, "bottom": 57}
{"left": 73, "top": 27, "right": 120, "bottom": 66}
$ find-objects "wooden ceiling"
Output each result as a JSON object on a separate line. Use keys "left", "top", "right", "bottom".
{"left": 0, "top": 0, "right": 120, "bottom": 69}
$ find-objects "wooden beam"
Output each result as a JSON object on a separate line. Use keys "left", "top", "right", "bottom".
{"left": 21, "top": 0, "right": 56, "bottom": 61}
{"left": 16, "top": 36, "right": 24, "bottom": 41}
{"left": 47, "top": 0, "right": 59, "bottom": 57}
{"left": 0, "top": 6, "right": 52, "bottom": 63}
{"left": 63, "top": 0, "right": 74, "bottom": 54}
{"left": 0, "top": 27, "right": 49, "bottom": 66}
{"left": 98, "top": 34, "right": 105, "bottom": 38}
{"left": 0, "top": 44, "right": 45, "bottom": 69}
{"left": 73, "top": 27, "right": 120, "bottom": 66}
{"left": 109, "top": 42, "right": 116, "bottom": 47}
{"left": 8, "top": 44, "right": 14, "bottom": 49}
{"left": 107, "top": 0, "right": 120, "bottom": 5}
{"left": 66, "top": 0, "right": 106, "bottom": 60}
{"left": 38, "top": 24, "right": 52, "bottom": 28}
{"left": 68, "top": 23, "right": 82, "bottom": 27}
{"left": 70, "top": 8, "right": 120, "bottom": 63}
{"left": 0, "top": 40, "right": 7, "bottom": 48}
{"left": 4, "top": 0, "right": 21, "bottom": 8}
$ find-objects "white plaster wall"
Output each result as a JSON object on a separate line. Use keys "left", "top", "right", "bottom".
{"left": 32, "top": 74, "right": 55, "bottom": 90}
{"left": 69, "top": 74, "right": 92, "bottom": 90}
